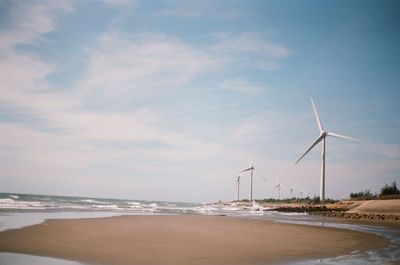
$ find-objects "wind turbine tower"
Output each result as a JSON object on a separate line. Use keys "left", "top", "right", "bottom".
{"left": 241, "top": 159, "right": 255, "bottom": 201}
{"left": 295, "top": 97, "right": 358, "bottom": 203}
{"left": 275, "top": 182, "right": 281, "bottom": 200}
{"left": 236, "top": 176, "right": 241, "bottom": 201}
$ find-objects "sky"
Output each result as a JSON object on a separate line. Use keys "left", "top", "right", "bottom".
{"left": 0, "top": 0, "right": 399, "bottom": 203}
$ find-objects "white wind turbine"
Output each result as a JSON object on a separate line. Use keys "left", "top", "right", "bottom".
{"left": 298, "top": 185, "right": 304, "bottom": 199}
{"left": 295, "top": 97, "right": 358, "bottom": 203}
{"left": 236, "top": 176, "right": 241, "bottom": 202}
{"left": 241, "top": 159, "right": 255, "bottom": 201}
{"left": 274, "top": 177, "right": 281, "bottom": 200}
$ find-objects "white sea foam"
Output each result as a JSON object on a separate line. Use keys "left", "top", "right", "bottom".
{"left": 94, "top": 204, "right": 120, "bottom": 210}
{"left": 59, "top": 205, "right": 89, "bottom": 210}
{"left": 0, "top": 198, "right": 15, "bottom": 204}
{"left": 0, "top": 198, "right": 46, "bottom": 210}
{"left": 125, "top": 201, "right": 144, "bottom": 210}
{"left": 147, "top": 203, "right": 158, "bottom": 209}
{"left": 80, "top": 199, "right": 107, "bottom": 204}
{"left": 126, "top": 201, "right": 141, "bottom": 205}
{"left": 191, "top": 203, "right": 256, "bottom": 216}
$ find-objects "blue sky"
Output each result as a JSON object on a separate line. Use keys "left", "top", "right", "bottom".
{"left": 0, "top": 0, "right": 399, "bottom": 202}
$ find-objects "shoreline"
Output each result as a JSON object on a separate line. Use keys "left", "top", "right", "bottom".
{"left": 0, "top": 215, "right": 388, "bottom": 265}
{"left": 235, "top": 199, "right": 400, "bottom": 225}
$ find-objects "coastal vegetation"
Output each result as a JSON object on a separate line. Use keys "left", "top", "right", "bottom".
{"left": 350, "top": 181, "right": 400, "bottom": 200}
{"left": 381, "top": 181, "right": 400, "bottom": 195}
{"left": 238, "top": 181, "right": 400, "bottom": 203}
{"left": 350, "top": 190, "right": 374, "bottom": 199}
{"left": 248, "top": 196, "right": 338, "bottom": 204}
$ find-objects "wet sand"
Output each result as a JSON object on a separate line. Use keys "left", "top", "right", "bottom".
{"left": 0, "top": 215, "right": 388, "bottom": 265}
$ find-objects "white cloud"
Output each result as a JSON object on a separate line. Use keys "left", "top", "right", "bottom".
{"left": 224, "top": 111, "right": 300, "bottom": 145}
{"left": 103, "top": 0, "right": 137, "bottom": 7}
{"left": 215, "top": 32, "right": 289, "bottom": 57}
{"left": 208, "top": 32, "right": 291, "bottom": 72}
{"left": 0, "top": 0, "right": 74, "bottom": 47}
{"left": 80, "top": 32, "right": 218, "bottom": 102}
{"left": 148, "top": 1, "right": 242, "bottom": 19}
{"left": 0, "top": 0, "right": 75, "bottom": 113}
{"left": 0, "top": 12, "right": 226, "bottom": 192}
{"left": 218, "top": 78, "right": 267, "bottom": 93}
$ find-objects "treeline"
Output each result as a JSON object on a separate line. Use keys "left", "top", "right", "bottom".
{"left": 252, "top": 196, "right": 337, "bottom": 204}
{"left": 350, "top": 181, "right": 400, "bottom": 200}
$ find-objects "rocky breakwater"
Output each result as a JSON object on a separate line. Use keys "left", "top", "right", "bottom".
{"left": 316, "top": 199, "right": 400, "bottom": 222}
{"left": 264, "top": 200, "right": 351, "bottom": 213}
{"left": 319, "top": 211, "right": 400, "bottom": 221}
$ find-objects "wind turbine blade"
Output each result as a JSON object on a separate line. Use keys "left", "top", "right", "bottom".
{"left": 327, "top": 132, "right": 360, "bottom": 141}
{"left": 240, "top": 158, "right": 255, "bottom": 173}
{"left": 295, "top": 135, "right": 325, "bottom": 164}
{"left": 311, "top": 97, "right": 324, "bottom": 132}
{"left": 240, "top": 167, "right": 253, "bottom": 172}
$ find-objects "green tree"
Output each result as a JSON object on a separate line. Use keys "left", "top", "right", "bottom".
{"left": 380, "top": 181, "right": 400, "bottom": 195}
{"left": 350, "top": 189, "right": 374, "bottom": 199}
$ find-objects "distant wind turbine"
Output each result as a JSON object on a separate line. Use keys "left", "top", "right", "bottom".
{"left": 236, "top": 176, "right": 241, "bottom": 201}
{"left": 275, "top": 183, "right": 281, "bottom": 200}
{"left": 275, "top": 177, "right": 281, "bottom": 200}
{"left": 241, "top": 159, "right": 255, "bottom": 201}
{"left": 298, "top": 185, "right": 304, "bottom": 199}
{"left": 295, "top": 97, "right": 358, "bottom": 203}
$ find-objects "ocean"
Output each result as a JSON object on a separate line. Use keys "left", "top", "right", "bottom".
{"left": 0, "top": 192, "right": 201, "bottom": 215}
{"left": 0, "top": 192, "right": 399, "bottom": 265}
{"left": 0, "top": 192, "right": 273, "bottom": 231}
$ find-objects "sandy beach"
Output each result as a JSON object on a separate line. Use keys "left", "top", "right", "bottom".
{"left": 0, "top": 215, "right": 387, "bottom": 265}
{"left": 347, "top": 199, "right": 400, "bottom": 215}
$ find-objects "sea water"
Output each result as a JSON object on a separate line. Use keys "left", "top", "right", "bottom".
{"left": 0, "top": 193, "right": 399, "bottom": 265}
{"left": 0, "top": 253, "right": 83, "bottom": 265}
{"left": 0, "top": 193, "right": 268, "bottom": 231}
{"left": 276, "top": 218, "right": 400, "bottom": 265}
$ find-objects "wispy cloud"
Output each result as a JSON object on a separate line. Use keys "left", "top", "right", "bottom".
{"left": 0, "top": 0, "right": 75, "bottom": 113}
{"left": 214, "top": 32, "right": 290, "bottom": 57}
{"left": 149, "top": 1, "right": 243, "bottom": 19}
{"left": 0, "top": 11, "right": 225, "bottom": 187}
{"left": 218, "top": 78, "right": 267, "bottom": 93}
{"left": 0, "top": 0, "right": 73, "bottom": 47}
{"left": 80, "top": 32, "right": 218, "bottom": 103}
{"left": 212, "top": 32, "right": 290, "bottom": 70}
{"left": 103, "top": 0, "right": 138, "bottom": 7}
